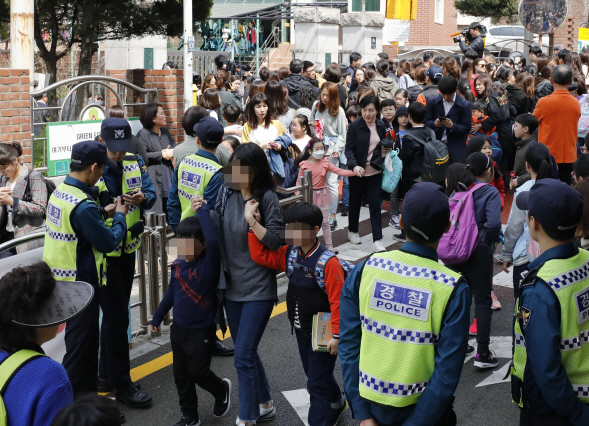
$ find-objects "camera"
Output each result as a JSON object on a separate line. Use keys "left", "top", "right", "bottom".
{"left": 450, "top": 25, "right": 486, "bottom": 44}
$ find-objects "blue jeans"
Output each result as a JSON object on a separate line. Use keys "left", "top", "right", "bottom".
{"left": 341, "top": 176, "right": 349, "bottom": 208}
{"left": 225, "top": 298, "right": 274, "bottom": 422}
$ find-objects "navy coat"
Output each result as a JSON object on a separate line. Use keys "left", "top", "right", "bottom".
{"left": 424, "top": 93, "right": 472, "bottom": 164}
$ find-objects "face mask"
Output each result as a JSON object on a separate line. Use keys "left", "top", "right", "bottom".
{"left": 312, "top": 150, "right": 324, "bottom": 159}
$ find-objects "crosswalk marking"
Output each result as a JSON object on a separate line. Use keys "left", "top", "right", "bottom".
{"left": 282, "top": 389, "right": 311, "bottom": 426}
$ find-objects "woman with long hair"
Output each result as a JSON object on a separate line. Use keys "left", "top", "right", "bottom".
{"left": 535, "top": 63, "right": 555, "bottom": 100}
{"left": 277, "top": 66, "right": 290, "bottom": 81}
{"left": 442, "top": 56, "right": 461, "bottom": 81}
{"left": 407, "top": 65, "right": 427, "bottom": 103}
{"left": 215, "top": 70, "right": 241, "bottom": 118}
{"left": 0, "top": 143, "right": 47, "bottom": 258}
{"left": 311, "top": 82, "right": 347, "bottom": 229}
{"left": 512, "top": 73, "right": 537, "bottom": 114}
{"left": 242, "top": 93, "right": 286, "bottom": 147}
{"left": 199, "top": 88, "right": 222, "bottom": 120}
{"left": 324, "top": 63, "right": 348, "bottom": 109}
{"left": 215, "top": 143, "right": 284, "bottom": 426}
{"left": 363, "top": 68, "right": 376, "bottom": 85}
{"left": 461, "top": 58, "right": 474, "bottom": 81}
{"left": 397, "top": 59, "right": 414, "bottom": 89}
{"left": 247, "top": 79, "right": 266, "bottom": 102}
{"left": 457, "top": 78, "right": 476, "bottom": 104}
{"left": 580, "top": 50, "right": 589, "bottom": 85}
{"left": 264, "top": 80, "right": 293, "bottom": 133}
{"left": 565, "top": 51, "right": 584, "bottom": 78}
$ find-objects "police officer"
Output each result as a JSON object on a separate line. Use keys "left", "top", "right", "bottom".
{"left": 43, "top": 140, "right": 128, "bottom": 398}
{"left": 459, "top": 22, "right": 484, "bottom": 59}
{"left": 511, "top": 179, "right": 589, "bottom": 425}
{"left": 167, "top": 116, "right": 224, "bottom": 233}
{"left": 339, "top": 183, "right": 472, "bottom": 426}
{"left": 95, "top": 118, "right": 156, "bottom": 407}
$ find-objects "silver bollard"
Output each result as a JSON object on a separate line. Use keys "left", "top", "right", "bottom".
{"left": 304, "top": 169, "right": 314, "bottom": 204}
{"left": 146, "top": 212, "right": 161, "bottom": 337}
{"left": 157, "top": 214, "right": 170, "bottom": 326}
{"left": 136, "top": 232, "right": 148, "bottom": 335}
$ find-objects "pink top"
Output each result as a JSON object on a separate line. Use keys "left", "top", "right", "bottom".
{"left": 364, "top": 122, "right": 382, "bottom": 176}
{"left": 298, "top": 158, "right": 355, "bottom": 189}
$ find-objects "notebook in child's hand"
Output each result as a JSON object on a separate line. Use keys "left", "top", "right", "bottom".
{"left": 312, "top": 312, "right": 332, "bottom": 352}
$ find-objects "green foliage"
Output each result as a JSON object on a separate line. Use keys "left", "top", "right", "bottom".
{"left": 454, "top": 0, "right": 519, "bottom": 23}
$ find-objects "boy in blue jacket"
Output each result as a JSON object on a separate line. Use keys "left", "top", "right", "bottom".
{"left": 151, "top": 196, "right": 230, "bottom": 426}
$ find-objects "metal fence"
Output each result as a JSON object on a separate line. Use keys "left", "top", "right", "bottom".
{"left": 0, "top": 170, "right": 313, "bottom": 337}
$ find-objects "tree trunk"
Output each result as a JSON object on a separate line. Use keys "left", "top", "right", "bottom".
{"left": 74, "top": 0, "right": 97, "bottom": 119}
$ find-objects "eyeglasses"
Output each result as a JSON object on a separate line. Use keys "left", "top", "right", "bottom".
{"left": 581, "top": 146, "right": 588, "bottom": 154}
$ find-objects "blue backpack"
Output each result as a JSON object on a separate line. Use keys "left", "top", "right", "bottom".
{"left": 286, "top": 247, "right": 355, "bottom": 292}
{"left": 381, "top": 149, "right": 403, "bottom": 193}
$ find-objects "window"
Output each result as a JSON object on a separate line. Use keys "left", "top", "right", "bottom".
{"left": 434, "top": 0, "right": 444, "bottom": 24}
{"left": 490, "top": 27, "right": 513, "bottom": 36}
{"left": 352, "top": 0, "right": 362, "bottom": 11}
{"left": 352, "top": 0, "right": 379, "bottom": 12}
{"left": 513, "top": 27, "right": 525, "bottom": 37}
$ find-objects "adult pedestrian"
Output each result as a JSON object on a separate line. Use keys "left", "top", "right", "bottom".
{"left": 339, "top": 183, "right": 471, "bottom": 426}
{"left": 442, "top": 56, "right": 461, "bottom": 81}
{"left": 43, "top": 140, "right": 128, "bottom": 398}
{"left": 416, "top": 65, "right": 443, "bottom": 105}
{"left": 535, "top": 64, "right": 555, "bottom": 100}
{"left": 345, "top": 95, "right": 386, "bottom": 252}
{"left": 397, "top": 60, "right": 415, "bottom": 89}
{"left": 95, "top": 118, "right": 155, "bottom": 408}
{"left": 265, "top": 80, "right": 294, "bottom": 134}
{"left": 349, "top": 68, "right": 368, "bottom": 93}
{"left": 423, "top": 51, "right": 435, "bottom": 68}
{"left": 214, "top": 143, "right": 283, "bottom": 426}
{"left": 369, "top": 59, "right": 398, "bottom": 103}
{"left": 348, "top": 52, "right": 362, "bottom": 85}
{"left": 137, "top": 103, "right": 176, "bottom": 215}
{"left": 407, "top": 65, "right": 428, "bottom": 103}
{"left": 324, "top": 63, "right": 348, "bottom": 109}
{"left": 0, "top": 143, "right": 47, "bottom": 258}
{"left": 280, "top": 59, "right": 319, "bottom": 110}
{"left": 534, "top": 65, "right": 580, "bottom": 184}
{"left": 507, "top": 73, "right": 537, "bottom": 115}
{"left": 459, "top": 22, "right": 485, "bottom": 58}
{"left": 215, "top": 71, "right": 241, "bottom": 120}
{"left": 303, "top": 61, "right": 320, "bottom": 88}
{"left": 424, "top": 76, "right": 472, "bottom": 163}
{"left": 311, "top": 82, "right": 347, "bottom": 231}
{"left": 0, "top": 262, "right": 95, "bottom": 426}
{"left": 510, "top": 180, "right": 589, "bottom": 426}
{"left": 461, "top": 58, "right": 474, "bottom": 81}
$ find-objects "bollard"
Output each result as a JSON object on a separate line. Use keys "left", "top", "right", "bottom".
{"left": 304, "top": 169, "right": 314, "bottom": 204}
{"left": 157, "top": 214, "right": 170, "bottom": 326}
{"left": 146, "top": 212, "right": 161, "bottom": 337}
{"left": 136, "top": 233, "right": 148, "bottom": 334}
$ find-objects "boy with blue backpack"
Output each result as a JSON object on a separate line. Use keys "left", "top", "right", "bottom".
{"left": 246, "top": 201, "right": 351, "bottom": 426}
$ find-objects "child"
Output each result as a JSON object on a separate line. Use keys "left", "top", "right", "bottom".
{"left": 463, "top": 135, "right": 505, "bottom": 210}
{"left": 222, "top": 135, "right": 240, "bottom": 154}
{"left": 470, "top": 100, "right": 496, "bottom": 140}
{"left": 511, "top": 114, "right": 538, "bottom": 190}
{"left": 246, "top": 201, "right": 349, "bottom": 426}
{"left": 151, "top": 200, "right": 231, "bottom": 426}
{"left": 386, "top": 105, "right": 411, "bottom": 230}
{"left": 291, "top": 114, "right": 314, "bottom": 152}
{"left": 223, "top": 104, "right": 243, "bottom": 142}
{"left": 242, "top": 92, "right": 287, "bottom": 148}
{"left": 295, "top": 138, "right": 357, "bottom": 252}
{"left": 394, "top": 88, "right": 408, "bottom": 108}
{"left": 501, "top": 143, "right": 552, "bottom": 300}
{"left": 574, "top": 153, "right": 589, "bottom": 183}
{"left": 380, "top": 99, "right": 396, "bottom": 131}
{"left": 447, "top": 152, "right": 502, "bottom": 368}
{"left": 345, "top": 104, "right": 361, "bottom": 123}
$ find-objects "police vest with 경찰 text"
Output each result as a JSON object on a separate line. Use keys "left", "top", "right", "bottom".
{"left": 177, "top": 154, "right": 222, "bottom": 221}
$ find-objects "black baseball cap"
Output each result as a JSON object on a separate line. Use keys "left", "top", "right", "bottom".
{"left": 71, "top": 140, "right": 117, "bottom": 170}
{"left": 516, "top": 179, "right": 583, "bottom": 233}
{"left": 402, "top": 183, "right": 450, "bottom": 241}
{"left": 101, "top": 118, "right": 133, "bottom": 153}
{"left": 11, "top": 280, "right": 94, "bottom": 328}
{"left": 193, "top": 116, "right": 224, "bottom": 144}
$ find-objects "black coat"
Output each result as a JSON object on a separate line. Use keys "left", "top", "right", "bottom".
{"left": 505, "top": 84, "right": 536, "bottom": 115}
{"left": 280, "top": 74, "right": 319, "bottom": 110}
{"left": 345, "top": 118, "right": 386, "bottom": 171}
{"left": 460, "top": 35, "right": 484, "bottom": 58}
{"left": 480, "top": 92, "right": 514, "bottom": 149}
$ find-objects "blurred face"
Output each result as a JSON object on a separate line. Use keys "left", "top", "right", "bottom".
{"left": 254, "top": 101, "right": 268, "bottom": 122}
{"left": 381, "top": 105, "right": 396, "bottom": 122}
{"left": 169, "top": 237, "right": 205, "bottom": 262}
{"left": 355, "top": 70, "right": 364, "bottom": 83}
{"left": 153, "top": 106, "right": 167, "bottom": 127}
{"left": 0, "top": 159, "right": 19, "bottom": 179}
{"left": 480, "top": 140, "right": 492, "bottom": 159}
{"left": 208, "top": 78, "right": 216, "bottom": 89}
{"left": 362, "top": 103, "right": 377, "bottom": 123}
{"left": 282, "top": 223, "right": 318, "bottom": 247}
{"left": 320, "top": 89, "right": 329, "bottom": 106}
{"left": 292, "top": 118, "right": 305, "bottom": 137}
{"left": 472, "top": 109, "right": 484, "bottom": 118}
{"left": 394, "top": 95, "right": 406, "bottom": 108}
{"left": 223, "top": 159, "right": 254, "bottom": 190}
{"left": 475, "top": 80, "right": 486, "bottom": 95}
{"left": 304, "top": 66, "right": 316, "bottom": 80}
{"left": 397, "top": 115, "right": 409, "bottom": 128}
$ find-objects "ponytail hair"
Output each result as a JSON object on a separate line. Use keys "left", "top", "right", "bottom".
{"left": 0, "top": 142, "right": 22, "bottom": 166}
{"left": 526, "top": 142, "right": 552, "bottom": 181}
{"left": 294, "top": 114, "right": 314, "bottom": 138}
{"left": 445, "top": 163, "right": 474, "bottom": 196}
{"left": 294, "top": 138, "right": 325, "bottom": 168}
{"left": 466, "top": 152, "right": 492, "bottom": 179}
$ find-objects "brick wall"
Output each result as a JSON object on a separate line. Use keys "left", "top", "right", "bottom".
{"left": 0, "top": 69, "right": 32, "bottom": 166}
{"left": 107, "top": 69, "right": 185, "bottom": 143}
{"left": 407, "top": 0, "right": 457, "bottom": 48}
{"left": 552, "top": 0, "right": 589, "bottom": 51}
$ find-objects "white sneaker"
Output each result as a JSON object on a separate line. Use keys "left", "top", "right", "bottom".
{"left": 348, "top": 231, "right": 361, "bottom": 245}
{"left": 235, "top": 417, "right": 256, "bottom": 425}
{"left": 373, "top": 240, "right": 386, "bottom": 252}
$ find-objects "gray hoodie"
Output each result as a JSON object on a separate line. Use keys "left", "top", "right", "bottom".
{"left": 369, "top": 76, "right": 398, "bottom": 103}
{"left": 501, "top": 179, "right": 535, "bottom": 265}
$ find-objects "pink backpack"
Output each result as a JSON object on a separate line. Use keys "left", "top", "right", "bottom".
{"left": 437, "top": 183, "right": 488, "bottom": 265}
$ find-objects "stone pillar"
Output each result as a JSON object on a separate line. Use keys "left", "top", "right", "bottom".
{"left": 341, "top": 13, "right": 385, "bottom": 61}
{"left": 294, "top": 7, "right": 340, "bottom": 66}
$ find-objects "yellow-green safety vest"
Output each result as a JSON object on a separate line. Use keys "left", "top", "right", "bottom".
{"left": 95, "top": 158, "right": 143, "bottom": 256}
{"left": 512, "top": 249, "right": 589, "bottom": 407}
{"left": 358, "top": 251, "right": 462, "bottom": 407}
{"left": 43, "top": 183, "right": 106, "bottom": 285}
{"left": 177, "top": 154, "right": 221, "bottom": 221}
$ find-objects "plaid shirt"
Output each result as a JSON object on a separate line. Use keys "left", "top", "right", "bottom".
{"left": 0, "top": 164, "right": 47, "bottom": 253}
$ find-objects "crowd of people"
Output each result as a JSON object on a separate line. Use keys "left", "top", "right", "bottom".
{"left": 3, "top": 31, "right": 589, "bottom": 426}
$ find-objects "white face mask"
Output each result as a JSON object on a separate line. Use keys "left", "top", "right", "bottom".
{"left": 312, "top": 150, "right": 324, "bottom": 159}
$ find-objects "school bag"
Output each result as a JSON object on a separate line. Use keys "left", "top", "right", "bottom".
{"left": 437, "top": 183, "right": 488, "bottom": 265}
{"left": 381, "top": 149, "right": 403, "bottom": 193}
{"left": 578, "top": 94, "right": 589, "bottom": 138}
{"left": 0, "top": 350, "right": 44, "bottom": 426}
{"left": 408, "top": 128, "right": 450, "bottom": 184}
{"left": 286, "top": 248, "right": 355, "bottom": 292}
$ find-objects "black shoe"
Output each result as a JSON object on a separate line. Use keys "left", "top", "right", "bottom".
{"left": 328, "top": 400, "right": 348, "bottom": 426}
{"left": 173, "top": 415, "right": 200, "bottom": 426}
{"left": 341, "top": 205, "right": 349, "bottom": 217}
{"left": 466, "top": 345, "right": 475, "bottom": 355}
{"left": 214, "top": 378, "right": 232, "bottom": 417}
{"left": 97, "top": 377, "right": 141, "bottom": 393}
{"left": 213, "top": 339, "right": 234, "bottom": 357}
{"left": 120, "top": 412, "right": 126, "bottom": 425}
{"left": 114, "top": 383, "right": 153, "bottom": 408}
{"left": 392, "top": 230, "right": 406, "bottom": 243}
{"left": 474, "top": 351, "right": 499, "bottom": 369}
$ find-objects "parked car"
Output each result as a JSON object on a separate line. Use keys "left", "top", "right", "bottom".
{"left": 484, "top": 25, "right": 549, "bottom": 56}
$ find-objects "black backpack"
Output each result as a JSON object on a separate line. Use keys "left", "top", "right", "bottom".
{"left": 409, "top": 128, "right": 450, "bottom": 184}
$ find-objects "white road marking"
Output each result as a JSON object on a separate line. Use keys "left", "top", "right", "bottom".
{"left": 476, "top": 362, "right": 512, "bottom": 387}
{"left": 282, "top": 389, "right": 310, "bottom": 426}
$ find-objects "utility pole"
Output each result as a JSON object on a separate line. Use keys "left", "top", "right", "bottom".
{"left": 183, "top": 0, "right": 193, "bottom": 111}
{"left": 10, "top": 0, "right": 35, "bottom": 79}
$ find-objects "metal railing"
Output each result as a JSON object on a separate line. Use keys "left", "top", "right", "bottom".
{"left": 0, "top": 171, "right": 314, "bottom": 338}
